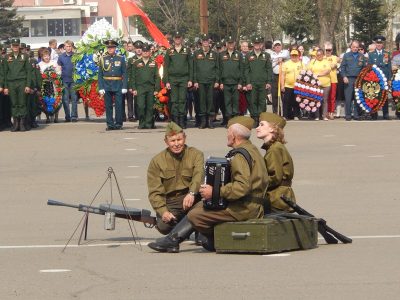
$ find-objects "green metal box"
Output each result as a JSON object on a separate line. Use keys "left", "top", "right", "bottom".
{"left": 214, "top": 216, "right": 318, "bottom": 254}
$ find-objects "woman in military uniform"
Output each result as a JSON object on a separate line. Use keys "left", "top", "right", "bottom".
{"left": 256, "top": 112, "right": 295, "bottom": 211}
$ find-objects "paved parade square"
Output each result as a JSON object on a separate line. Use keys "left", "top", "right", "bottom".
{"left": 1, "top": 112, "right": 400, "bottom": 299}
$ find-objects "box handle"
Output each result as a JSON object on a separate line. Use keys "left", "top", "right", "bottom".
{"left": 231, "top": 232, "right": 251, "bottom": 239}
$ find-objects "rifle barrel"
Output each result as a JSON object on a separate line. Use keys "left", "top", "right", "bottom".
{"left": 47, "top": 199, "right": 80, "bottom": 209}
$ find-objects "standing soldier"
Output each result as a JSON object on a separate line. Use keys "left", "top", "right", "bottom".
{"left": 340, "top": 40, "right": 367, "bottom": 121}
{"left": 0, "top": 45, "right": 4, "bottom": 131}
{"left": 129, "top": 44, "right": 161, "bottom": 129}
{"left": 193, "top": 33, "right": 219, "bottom": 129}
{"left": 368, "top": 35, "right": 391, "bottom": 120}
{"left": 219, "top": 36, "right": 243, "bottom": 125}
{"left": 27, "top": 50, "right": 42, "bottom": 128}
{"left": 244, "top": 36, "right": 272, "bottom": 125}
{"left": 98, "top": 40, "right": 128, "bottom": 131}
{"left": 3, "top": 38, "right": 32, "bottom": 132}
{"left": 163, "top": 31, "right": 193, "bottom": 128}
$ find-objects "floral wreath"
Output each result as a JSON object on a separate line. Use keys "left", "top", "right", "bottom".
{"left": 354, "top": 65, "right": 388, "bottom": 114}
{"left": 294, "top": 70, "right": 324, "bottom": 112}
{"left": 39, "top": 66, "right": 63, "bottom": 115}
{"left": 391, "top": 69, "right": 400, "bottom": 112}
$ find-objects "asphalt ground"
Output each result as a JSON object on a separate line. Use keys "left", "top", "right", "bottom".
{"left": 1, "top": 107, "right": 400, "bottom": 299}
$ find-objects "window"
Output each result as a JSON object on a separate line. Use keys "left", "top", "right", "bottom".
{"left": 90, "top": 16, "right": 113, "bottom": 25}
{"left": 31, "top": 20, "right": 47, "bottom": 37}
{"left": 64, "top": 19, "right": 80, "bottom": 36}
{"left": 48, "top": 19, "right": 64, "bottom": 36}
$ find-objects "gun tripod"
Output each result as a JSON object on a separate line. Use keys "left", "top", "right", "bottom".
{"left": 62, "top": 167, "right": 142, "bottom": 252}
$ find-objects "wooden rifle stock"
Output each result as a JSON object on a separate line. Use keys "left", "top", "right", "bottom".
{"left": 280, "top": 195, "right": 352, "bottom": 244}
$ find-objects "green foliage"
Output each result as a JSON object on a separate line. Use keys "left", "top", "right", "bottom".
{"left": 280, "top": 0, "right": 318, "bottom": 45}
{"left": 352, "top": 0, "right": 388, "bottom": 45}
{"left": 0, "top": 0, "right": 24, "bottom": 40}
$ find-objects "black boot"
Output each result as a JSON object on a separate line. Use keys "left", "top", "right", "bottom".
{"left": 11, "top": 117, "right": 20, "bottom": 132}
{"left": 199, "top": 116, "right": 206, "bottom": 129}
{"left": 19, "top": 117, "right": 27, "bottom": 132}
{"left": 148, "top": 216, "right": 194, "bottom": 253}
{"left": 208, "top": 116, "right": 214, "bottom": 129}
{"left": 180, "top": 116, "right": 187, "bottom": 129}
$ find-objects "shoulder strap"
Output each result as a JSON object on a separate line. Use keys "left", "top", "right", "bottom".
{"left": 226, "top": 148, "right": 252, "bottom": 171}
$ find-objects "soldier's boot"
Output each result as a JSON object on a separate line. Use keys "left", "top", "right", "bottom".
{"left": 11, "top": 117, "right": 20, "bottom": 132}
{"left": 199, "top": 116, "right": 207, "bottom": 129}
{"left": 252, "top": 117, "right": 258, "bottom": 128}
{"left": 148, "top": 216, "right": 194, "bottom": 253}
{"left": 20, "top": 117, "right": 27, "bottom": 132}
{"left": 208, "top": 116, "right": 215, "bottom": 129}
{"left": 180, "top": 116, "right": 187, "bottom": 129}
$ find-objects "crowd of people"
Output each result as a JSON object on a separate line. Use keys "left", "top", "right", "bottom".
{"left": 1, "top": 32, "right": 399, "bottom": 132}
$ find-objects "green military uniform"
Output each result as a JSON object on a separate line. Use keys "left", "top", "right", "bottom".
{"left": 187, "top": 116, "right": 268, "bottom": 236}
{"left": 27, "top": 56, "right": 42, "bottom": 128}
{"left": 129, "top": 45, "right": 161, "bottom": 129}
{"left": 244, "top": 37, "right": 272, "bottom": 120}
{"left": 219, "top": 37, "right": 243, "bottom": 120}
{"left": 0, "top": 51, "right": 4, "bottom": 129}
{"left": 163, "top": 32, "right": 193, "bottom": 124}
{"left": 147, "top": 123, "right": 204, "bottom": 234}
{"left": 3, "top": 38, "right": 32, "bottom": 131}
{"left": 98, "top": 40, "right": 127, "bottom": 130}
{"left": 193, "top": 34, "right": 219, "bottom": 128}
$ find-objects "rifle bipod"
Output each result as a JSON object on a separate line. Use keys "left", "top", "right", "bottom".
{"left": 61, "top": 167, "right": 142, "bottom": 252}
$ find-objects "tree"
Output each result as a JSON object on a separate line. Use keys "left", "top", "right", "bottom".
{"left": 280, "top": 0, "right": 318, "bottom": 45}
{"left": 352, "top": 0, "right": 388, "bottom": 46}
{"left": 317, "top": 0, "right": 344, "bottom": 47}
{"left": 0, "top": 0, "right": 24, "bottom": 40}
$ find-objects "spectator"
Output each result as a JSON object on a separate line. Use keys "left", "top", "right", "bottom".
{"left": 48, "top": 39, "right": 58, "bottom": 62}
{"left": 57, "top": 40, "right": 78, "bottom": 122}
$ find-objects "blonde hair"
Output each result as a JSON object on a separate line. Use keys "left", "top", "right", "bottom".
{"left": 269, "top": 123, "right": 286, "bottom": 144}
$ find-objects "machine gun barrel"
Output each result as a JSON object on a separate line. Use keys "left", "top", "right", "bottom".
{"left": 48, "top": 199, "right": 80, "bottom": 209}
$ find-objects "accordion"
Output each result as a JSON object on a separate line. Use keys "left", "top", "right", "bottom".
{"left": 203, "top": 157, "right": 231, "bottom": 210}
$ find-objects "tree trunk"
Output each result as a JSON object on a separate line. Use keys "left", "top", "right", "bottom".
{"left": 317, "top": 0, "right": 344, "bottom": 47}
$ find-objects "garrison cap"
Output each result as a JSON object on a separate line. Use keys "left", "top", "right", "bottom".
{"left": 252, "top": 36, "right": 264, "bottom": 44}
{"left": 165, "top": 121, "right": 183, "bottom": 136}
{"left": 373, "top": 35, "right": 386, "bottom": 43}
{"left": 259, "top": 112, "right": 286, "bottom": 129}
{"left": 142, "top": 43, "right": 150, "bottom": 52}
{"left": 133, "top": 40, "right": 144, "bottom": 48}
{"left": 10, "top": 38, "right": 20, "bottom": 46}
{"left": 227, "top": 116, "right": 254, "bottom": 130}
{"left": 226, "top": 36, "right": 235, "bottom": 43}
{"left": 200, "top": 33, "right": 210, "bottom": 41}
{"left": 173, "top": 31, "right": 183, "bottom": 38}
{"left": 104, "top": 40, "right": 118, "bottom": 48}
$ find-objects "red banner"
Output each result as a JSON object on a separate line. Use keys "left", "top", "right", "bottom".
{"left": 117, "top": 0, "right": 170, "bottom": 48}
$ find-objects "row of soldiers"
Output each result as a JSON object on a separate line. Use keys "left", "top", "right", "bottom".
{"left": 106, "top": 32, "right": 273, "bottom": 130}
{"left": 0, "top": 39, "right": 42, "bottom": 132}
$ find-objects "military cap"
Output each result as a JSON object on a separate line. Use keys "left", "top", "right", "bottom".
{"left": 373, "top": 35, "right": 386, "bottom": 43}
{"left": 165, "top": 121, "right": 183, "bottom": 136}
{"left": 227, "top": 116, "right": 254, "bottom": 130}
{"left": 252, "top": 36, "right": 264, "bottom": 44}
{"left": 200, "top": 33, "right": 210, "bottom": 41}
{"left": 26, "top": 45, "right": 31, "bottom": 51}
{"left": 20, "top": 43, "right": 27, "bottom": 49}
{"left": 142, "top": 43, "right": 151, "bottom": 52}
{"left": 259, "top": 112, "right": 286, "bottom": 129}
{"left": 215, "top": 42, "right": 223, "bottom": 49}
{"left": 133, "top": 40, "right": 144, "bottom": 49}
{"left": 173, "top": 31, "right": 183, "bottom": 38}
{"left": 226, "top": 36, "right": 235, "bottom": 43}
{"left": 10, "top": 38, "right": 20, "bottom": 46}
{"left": 104, "top": 40, "right": 118, "bottom": 48}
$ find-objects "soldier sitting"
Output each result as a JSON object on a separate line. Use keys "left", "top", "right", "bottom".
{"left": 147, "top": 121, "right": 204, "bottom": 235}
{"left": 148, "top": 116, "right": 268, "bottom": 253}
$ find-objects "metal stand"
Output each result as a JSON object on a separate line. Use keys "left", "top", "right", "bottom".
{"left": 62, "top": 167, "right": 141, "bottom": 252}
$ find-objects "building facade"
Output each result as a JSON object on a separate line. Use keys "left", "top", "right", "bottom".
{"left": 14, "top": 0, "right": 139, "bottom": 48}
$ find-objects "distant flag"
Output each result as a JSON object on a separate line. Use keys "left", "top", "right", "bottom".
{"left": 117, "top": 0, "right": 170, "bottom": 48}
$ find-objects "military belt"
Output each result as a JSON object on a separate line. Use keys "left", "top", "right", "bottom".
{"left": 167, "top": 188, "right": 189, "bottom": 198}
{"left": 103, "top": 76, "right": 122, "bottom": 80}
{"left": 281, "top": 179, "right": 292, "bottom": 187}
